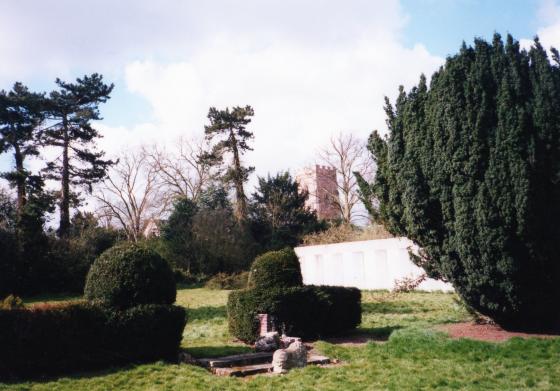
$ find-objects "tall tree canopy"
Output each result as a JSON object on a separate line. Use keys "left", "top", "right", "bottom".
{"left": 203, "top": 105, "right": 254, "bottom": 222}
{"left": 0, "top": 83, "right": 45, "bottom": 217}
{"left": 43, "top": 74, "right": 115, "bottom": 237}
{"left": 161, "top": 188, "right": 255, "bottom": 275}
{"left": 250, "top": 172, "right": 323, "bottom": 250}
{"left": 358, "top": 34, "right": 560, "bottom": 330}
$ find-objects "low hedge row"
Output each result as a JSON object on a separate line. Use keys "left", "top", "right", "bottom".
{"left": 227, "top": 285, "right": 361, "bottom": 343}
{"left": 0, "top": 303, "right": 187, "bottom": 379}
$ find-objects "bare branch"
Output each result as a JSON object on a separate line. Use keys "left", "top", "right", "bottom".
{"left": 316, "top": 132, "right": 375, "bottom": 224}
{"left": 142, "top": 137, "right": 217, "bottom": 205}
{"left": 94, "top": 149, "right": 166, "bottom": 241}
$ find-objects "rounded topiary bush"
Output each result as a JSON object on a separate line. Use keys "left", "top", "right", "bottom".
{"left": 248, "top": 248, "right": 303, "bottom": 289}
{"left": 227, "top": 286, "right": 361, "bottom": 343}
{"left": 84, "top": 243, "right": 176, "bottom": 308}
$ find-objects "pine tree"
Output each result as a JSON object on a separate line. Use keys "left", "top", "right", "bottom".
{"left": 250, "top": 172, "right": 322, "bottom": 250}
{"left": 358, "top": 34, "right": 560, "bottom": 330}
{"left": 203, "top": 106, "right": 255, "bottom": 222}
{"left": 162, "top": 197, "right": 199, "bottom": 273}
{"left": 0, "top": 83, "right": 45, "bottom": 218}
{"left": 43, "top": 74, "right": 115, "bottom": 237}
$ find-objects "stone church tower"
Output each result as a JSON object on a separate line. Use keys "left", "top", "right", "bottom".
{"left": 296, "top": 165, "right": 340, "bottom": 220}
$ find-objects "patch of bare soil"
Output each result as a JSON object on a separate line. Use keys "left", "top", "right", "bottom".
{"left": 438, "top": 322, "right": 560, "bottom": 342}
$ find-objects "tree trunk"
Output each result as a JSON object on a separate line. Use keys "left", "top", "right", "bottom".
{"left": 13, "top": 144, "right": 26, "bottom": 217}
{"left": 59, "top": 117, "right": 71, "bottom": 237}
{"left": 230, "top": 129, "right": 247, "bottom": 222}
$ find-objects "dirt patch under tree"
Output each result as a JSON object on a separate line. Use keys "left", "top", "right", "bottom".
{"left": 438, "top": 322, "right": 560, "bottom": 342}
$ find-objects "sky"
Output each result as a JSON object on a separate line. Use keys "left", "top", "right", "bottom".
{"left": 1, "top": 0, "right": 560, "bottom": 193}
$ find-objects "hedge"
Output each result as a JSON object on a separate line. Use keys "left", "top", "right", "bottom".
{"left": 84, "top": 242, "right": 176, "bottom": 308}
{"left": 227, "top": 285, "right": 361, "bottom": 343}
{"left": 0, "top": 303, "right": 186, "bottom": 379}
{"left": 248, "top": 248, "right": 303, "bottom": 289}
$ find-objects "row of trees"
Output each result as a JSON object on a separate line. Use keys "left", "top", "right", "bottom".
{"left": 1, "top": 82, "right": 373, "bottom": 291}
{"left": 0, "top": 75, "right": 115, "bottom": 238}
{"left": 93, "top": 131, "right": 374, "bottom": 245}
{"left": 0, "top": 64, "right": 376, "bottom": 299}
{"left": 91, "top": 106, "right": 329, "bottom": 275}
{"left": 0, "top": 75, "right": 120, "bottom": 296}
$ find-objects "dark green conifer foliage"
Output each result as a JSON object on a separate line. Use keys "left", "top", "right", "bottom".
{"left": 0, "top": 83, "right": 45, "bottom": 218}
{"left": 43, "top": 74, "right": 115, "bottom": 237}
{"left": 250, "top": 172, "right": 323, "bottom": 250}
{"left": 162, "top": 197, "right": 198, "bottom": 273}
{"left": 203, "top": 106, "right": 255, "bottom": 222}
{"left": 358, "top": 34, "right": 560, "bottom": 330}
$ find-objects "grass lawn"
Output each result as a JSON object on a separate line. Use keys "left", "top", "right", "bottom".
{"left": 3, "top": 288, "right": 560, "bottom": 390}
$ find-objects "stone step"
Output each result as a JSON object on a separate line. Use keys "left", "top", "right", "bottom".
{"left": 196, "top": 352, "right": 273, "bottom": 368}
{"left": 308, "top": 355, "right": 332, "bottom": 365}
{"left": 213, "top": 363, "right": 273, "bottom": 377}
{"left": 211, "top": 355, "right": 332, "bottom": 377}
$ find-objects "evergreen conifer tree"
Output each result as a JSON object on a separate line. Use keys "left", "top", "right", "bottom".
{"left": 0, "top": 83, "right": 45, "bottom": 218}
{"left": 358, "top": 34, "right": 560, "bottom": 330}
{"left": 43, "top": 74, "right": 115, "bottom": 237}
{"left": 250, "top": 172, "right": 322, "bottom": 250}
{"left": 202, "top": 106, "right": 255, "bottom": 222}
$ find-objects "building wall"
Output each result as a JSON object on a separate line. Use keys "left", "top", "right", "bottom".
{"left": 296, "top": 165, "right": 340, "bottom": 220}
{"left": 294, "top": 238, "right": 453, "bottom": 291}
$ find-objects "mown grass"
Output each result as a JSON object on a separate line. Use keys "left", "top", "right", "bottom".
{"left": 176, "top": 288, "right": 251, "bottom": 357}
{"left": 3, "top": 288, "right": 560, "bottom": 390}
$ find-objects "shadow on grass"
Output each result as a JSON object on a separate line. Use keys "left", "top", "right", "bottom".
{"left": 321, "top": 326, "right": 402, "bottom": 345}
{"left": 362, "top": 301, "right": 417, "bottom": 315}
{"left": 23, "top": 293, "right": 82, "bottom": 305}
{"left": 186, "top": 305, "right": 227, "bottom": 321}
{"left": 0, "top": 361, "right": 171, "bottom": 385}
{"left": 177, "top": 282, "right": 206, "bottom": 290}
{"left": 184, "top": 345, "right": 253, "bottom": 358}
{"left": 358, "top": 326, "right": 402, "bottom": 341}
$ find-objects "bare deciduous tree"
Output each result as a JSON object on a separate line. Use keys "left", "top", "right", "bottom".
{"left": 317, "top": 133, "right": 374, "bottom": 224}
{"left": 143, "top": 137, "right": 217, "bottom": 204}
{"left": 94, "top": 150, "right": 166, "bottom": 242}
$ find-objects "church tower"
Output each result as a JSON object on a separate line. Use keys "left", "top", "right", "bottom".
{"left": 296, "top": 165, "right": 340, "bottom": 220}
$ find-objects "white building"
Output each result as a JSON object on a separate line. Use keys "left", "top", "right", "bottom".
{"left": 294, "top": 238, "right": 453, "bottom": 291}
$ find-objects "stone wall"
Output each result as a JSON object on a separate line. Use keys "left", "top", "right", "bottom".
{"left": 294, "top": 238, "right": 454, "bottom": 291}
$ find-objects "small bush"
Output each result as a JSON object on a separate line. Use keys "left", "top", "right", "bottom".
{"left": 248, "top": 248, "right": 303, "bottom": 289}
{"left": 227, "top": 285, "right": 361, "bottom": 343}
{"left": 0, "top": 294, "right": 24, "bottom": 310}
{"left": 205, "top": 272, "right": 249, "bottom": 290}
{"left": 84, "top": 242, "right": 176, "bottom": 308}
{"left": 0, "top": 303, "right": 186, "bottom": 378}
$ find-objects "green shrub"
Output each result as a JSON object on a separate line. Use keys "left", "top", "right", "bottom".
{"left": 227, "top": 285, "right": 361, "bottom": 343}
{"left": 84, "top": 242, "right": 176, "bottom": 308}
{"left": 357, "top": 34, "right": 560, "bottom": 330}
{"left": 0, "top": 303, "right": 186, "bottom": 379}
{"left": 0, "top": 294, "right": 24, "bottom": 310}
{"left": 0, "top": 230, "right": 19, "bottom": 297}
{"left": 205, "top": 272, "right": 249, "bottom": 290}
{"left": 248, "top": 248, "right": 303, "bottom": 289}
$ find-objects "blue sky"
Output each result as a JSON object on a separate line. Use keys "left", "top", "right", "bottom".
{"left": 402, "top": 0, "right": 540, "bottom": 56}
{"left": 1, "top": 0, "right": 559, "bottom": 184}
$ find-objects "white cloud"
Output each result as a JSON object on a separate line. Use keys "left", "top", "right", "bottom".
{"left": 100, "top": 23, "right": 442, "bottom": 181}
{"left": 521, "top": 0, "right": 560, "bottom": 51}
{"left": 1, "top": 0, "right": 444, "bottom": 193}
